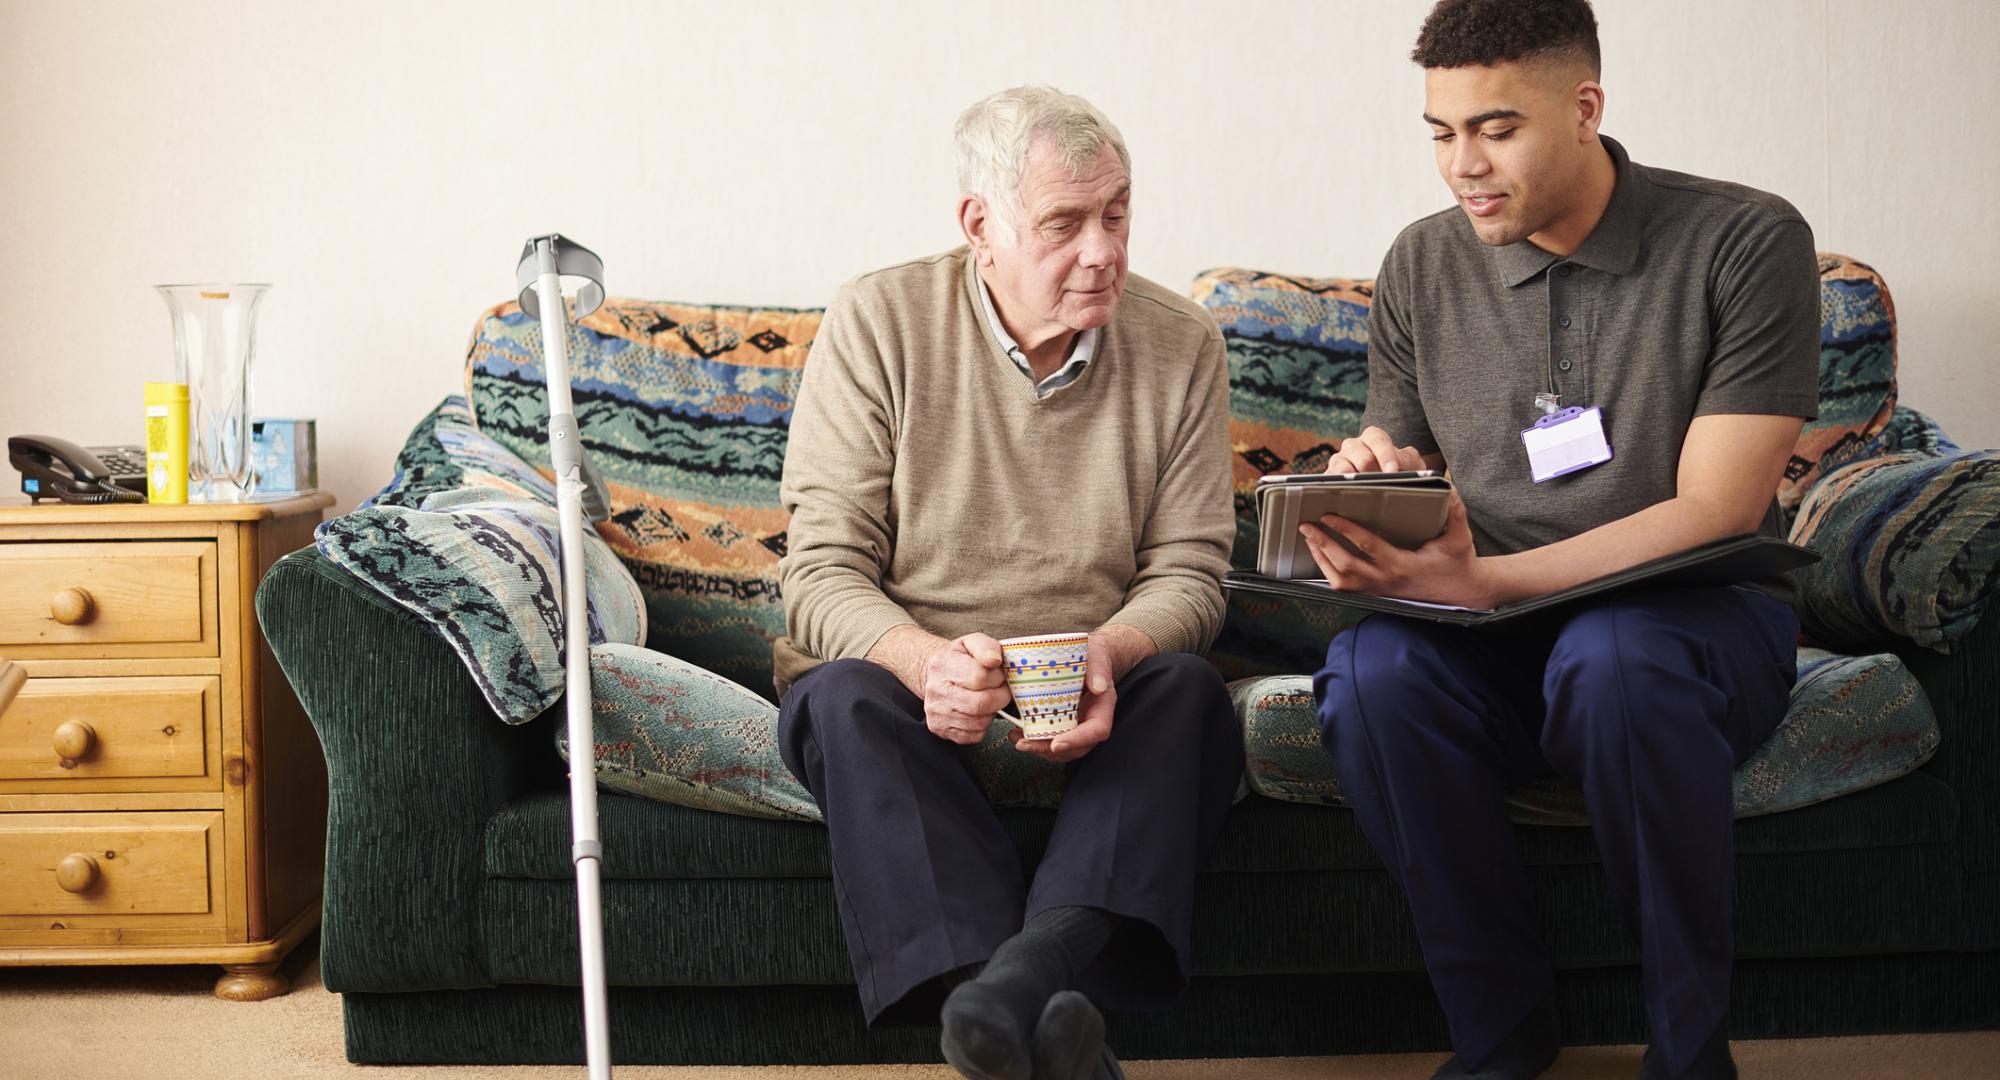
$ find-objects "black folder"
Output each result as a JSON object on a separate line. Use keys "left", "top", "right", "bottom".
{"left": 1222, "top": 534, "right": 1819, "bottom": 627}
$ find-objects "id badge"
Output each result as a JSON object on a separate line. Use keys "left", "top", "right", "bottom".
{"left": 1521, "top": 405, "right": 1613, "bottom": 483}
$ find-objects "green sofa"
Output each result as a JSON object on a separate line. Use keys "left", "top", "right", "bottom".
{"left": 256, "top": 258, "right": 1999, "bottom": 1065}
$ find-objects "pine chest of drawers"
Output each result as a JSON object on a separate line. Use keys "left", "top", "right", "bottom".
{"left": 0, "top": 494, "right": 333, "bottom": 999}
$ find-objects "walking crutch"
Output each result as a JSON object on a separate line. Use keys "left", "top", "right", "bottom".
{"left": 515, "top": 233, "right": 616, "bottom": 1079}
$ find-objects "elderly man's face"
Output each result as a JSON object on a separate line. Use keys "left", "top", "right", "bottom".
{"left": 982, "top": 142, "right": 1130, "bottom": 337}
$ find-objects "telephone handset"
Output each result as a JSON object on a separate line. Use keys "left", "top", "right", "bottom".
{"left": 9, "top": 435, "right": 148, "bottom": 504}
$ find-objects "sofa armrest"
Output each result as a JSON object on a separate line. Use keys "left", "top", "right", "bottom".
{"left": 257, "top": 545, "right": 558, "bottom": 992}
{"left": 1895, "top": 601, "right": 2000, "bottom": 951}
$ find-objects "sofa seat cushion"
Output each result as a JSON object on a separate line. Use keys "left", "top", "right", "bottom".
{"left": 484, "top": 754, "right": 1953, "bottom": 886}
{"left": 464, "top": 298, "right": 824, "bottom": 699}
{"left": 1791, "top": 449, "right": 2000, "bottom": 652}
{"left": 1233, "top": 645, "right": 1940, "bottom": 822}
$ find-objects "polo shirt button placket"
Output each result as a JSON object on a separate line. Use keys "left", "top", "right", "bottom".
{"left": 1549, "top": 266, "right": 1578, "bottom": 391}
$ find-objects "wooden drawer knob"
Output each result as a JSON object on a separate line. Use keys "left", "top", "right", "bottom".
{"left": 53, "top": 721, "right": 97, "bottom": 762}
{"left": 56, "top": 853, "right": 100, "bottom": 894}
{"left": 49, "top": 586, "right": 94, "bottom": 626}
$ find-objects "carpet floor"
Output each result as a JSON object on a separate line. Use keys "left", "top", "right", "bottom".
{"left": 2, "top": 939, "right": 1994, "bottom": 1079}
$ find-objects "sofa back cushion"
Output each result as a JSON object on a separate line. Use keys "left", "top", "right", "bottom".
{"left": 455, "top": 251, "right": 1902, "bottom": 695}
{"left": 1788, "top": 253, "right": 1900, "bottom": 509}
{"left": 464, "top": 299, "right": 822, "bottom": 700}
{"left": 1189, "top": 269, "right": 1374, "bottom": 571}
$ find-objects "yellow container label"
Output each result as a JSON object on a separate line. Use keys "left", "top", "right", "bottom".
{"left": 144, "top": 382, "right": 190, "bottom": 505}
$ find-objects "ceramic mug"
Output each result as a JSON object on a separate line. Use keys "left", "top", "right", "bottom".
{"left": 995, "top": 632, "right": 1091, "bottom": 740}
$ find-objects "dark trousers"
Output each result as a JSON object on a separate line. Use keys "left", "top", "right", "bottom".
{"left": 1313, "top": 587, "right": 1798, "bottom": 1076}
{"left": 778, "top": 651, "right": 1242, "bottom": 1027}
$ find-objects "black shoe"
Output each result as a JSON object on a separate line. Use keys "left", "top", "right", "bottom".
{"left": 1638, "top": 1022, "right": 1736, "bottom": 1080}
{"left": 1030, "top": 991, "right": 1105, "bottom": 1080}
{"left": 1431, "top": 1000, "right": 1561, "bottom": 1080}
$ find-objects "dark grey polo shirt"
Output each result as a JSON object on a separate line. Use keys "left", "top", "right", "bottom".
{"left": 1361, "top": 136, "right": 1820, "bottom": 596}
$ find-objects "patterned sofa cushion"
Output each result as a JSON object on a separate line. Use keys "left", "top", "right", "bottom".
{"left": 365, "top": 395, "right": 477, "bottom": 508}
{"left": 1232, "top": 644, "right": 1939, "bottom": 823}
{"left": 1190, "top": 269, "right": 1374, "bottom": 681}
{"left": 1791, "top": 448, "right": 2000, "bottom": 652}
{"left": 555, "top": 643, "right": 820, "bottom": 821}
{"left": 1782, "top": 254, "right": 1901, "bottom": 511}
{"left": 464, "top": 299, "right": 822, "bottom": 701}
{"left": 316, "top": 411, "right": 648, "bottom": 724}
{"left": 553, "top": 643, "right": 1071, "bottom": 821}
{"left": 365, "top": 395, "right": 564, "bottom": 511}
{"left": 1871, "top": 404, "right": 1959, "bottom": 459}
{"left": 1190, "top": 269, "right": 1373, "bottom": 565}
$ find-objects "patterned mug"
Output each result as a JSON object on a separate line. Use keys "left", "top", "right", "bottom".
{"left": 996, "top": 632, "right": 1091, "bottom": 740}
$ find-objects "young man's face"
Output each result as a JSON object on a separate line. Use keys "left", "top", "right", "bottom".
{"left": 1423, "top": 59, "right": 1600, "bottom": 248}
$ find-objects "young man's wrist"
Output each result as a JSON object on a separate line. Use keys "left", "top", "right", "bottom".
{"left": 1469, "top": 555, "right": 1524, "bottom": 611}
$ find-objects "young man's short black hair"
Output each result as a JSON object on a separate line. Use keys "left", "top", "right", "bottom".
{"left": 1412, "top": 0, "right": 1601, "bottom": 76}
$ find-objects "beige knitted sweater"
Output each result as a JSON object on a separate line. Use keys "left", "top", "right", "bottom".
{"left": 774, "top": 247, "right": 1234, "bottom": 687}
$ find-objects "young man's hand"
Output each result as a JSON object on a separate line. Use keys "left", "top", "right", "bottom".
{"left": 1301, "top": 491, "right": 1497, "bottom": 610}
{"left": 1324, "top": 426, "right": 1427, "bottom": 474}
{"left": 917, "top": 632, "right": 1012, "bottom": 745}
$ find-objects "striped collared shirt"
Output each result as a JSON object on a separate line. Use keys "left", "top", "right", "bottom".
{"left": 974, "top": 268, "right": 1098, "bottom": 398}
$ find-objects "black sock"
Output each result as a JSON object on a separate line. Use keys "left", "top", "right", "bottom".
{"left": 939, "top": 907, "right": 1119, "bottom": 1080}
{"left": 1032, "top": 990, "right": 1107, "bottom": 1080}
{"left": 1021, "top": 905, "right": 1118, "bottom": 977}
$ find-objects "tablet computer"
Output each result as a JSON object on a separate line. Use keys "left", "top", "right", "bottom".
{"left": 1255, "top": 471, "right": 1454, "bottom": 580}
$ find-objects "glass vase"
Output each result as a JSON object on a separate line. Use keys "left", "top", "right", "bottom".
{"left": 156, "top": 284, "right": 269, "bottom": 501}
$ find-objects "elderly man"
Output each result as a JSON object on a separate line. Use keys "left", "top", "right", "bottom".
{"left": 774, "top": 87, "right": 1241, "bottom": 1080}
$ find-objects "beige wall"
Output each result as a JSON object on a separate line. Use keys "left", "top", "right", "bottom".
{"left": 3, "top": 0, "right": 1994, "bottom": 513}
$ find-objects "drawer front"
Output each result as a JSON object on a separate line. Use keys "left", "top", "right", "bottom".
{"left": 0, "top": 811, "right": 221, "bottom": 917}
{"left": 0, "top": 541, "right": 214, "bottom": 655}
{"left": 0, "top": 676, "right": 218, "bottom": 790}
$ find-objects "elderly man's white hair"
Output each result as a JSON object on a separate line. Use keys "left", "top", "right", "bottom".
{"left": 955, "top": 86, "right": 1131, "bottom": 244}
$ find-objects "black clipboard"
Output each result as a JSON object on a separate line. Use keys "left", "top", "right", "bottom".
{"left": 1223, "top": 534, "right": 1819, "bottom": 627}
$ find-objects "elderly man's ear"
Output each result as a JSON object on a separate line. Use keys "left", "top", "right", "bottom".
{"left": 957, "top": 194, "right": 996, "bottom": 267}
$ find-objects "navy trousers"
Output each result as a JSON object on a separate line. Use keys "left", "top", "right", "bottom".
{"left": 1314, "top": 587, "right": 1798, "bottom": 1076}
{"left": 779, "top": 651, "right": 1242, "bottom": 1027}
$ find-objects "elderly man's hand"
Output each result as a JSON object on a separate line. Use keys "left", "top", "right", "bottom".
{"left": 919, "top": 632, "right": 1012, "bottom": 745}
{"left": 1324, "top": 426, "right": 1426, "bottom": 474}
